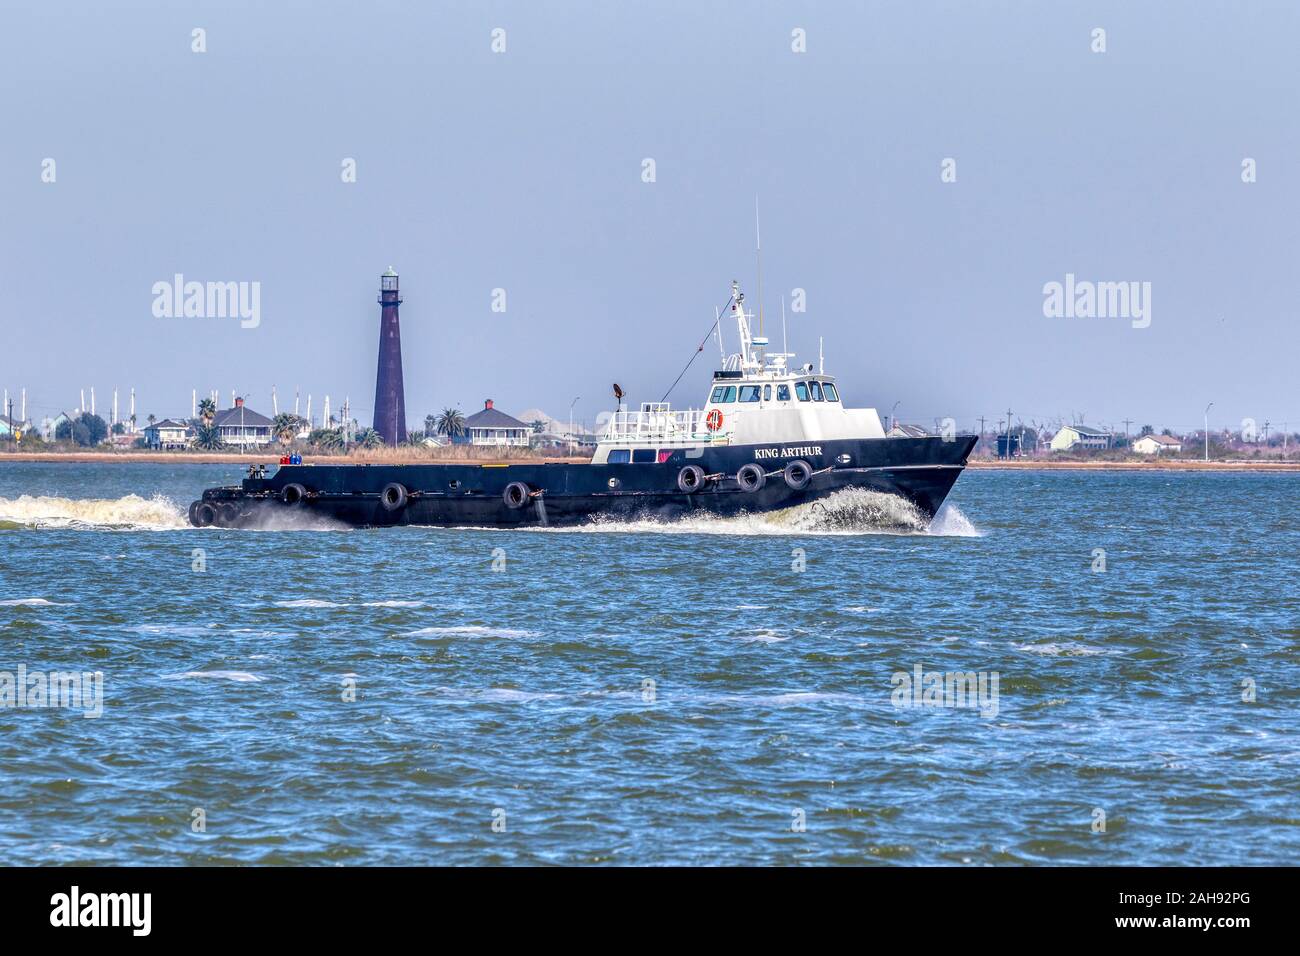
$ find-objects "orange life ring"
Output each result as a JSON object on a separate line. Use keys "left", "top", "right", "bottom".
{"left": 705, "top": 409, "right": 724, "bottom": 431}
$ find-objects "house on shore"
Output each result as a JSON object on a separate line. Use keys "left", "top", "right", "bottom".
{"left": 462, "top": 399, "right": 531, "bottom": 447}
{"left": 1050, "top": 424, "right": 1110, "bottom": 452}
{"left": 144, "top": 419, "right": 194, "bottom": 449}
{"left": 1132, "top": 433, "right": 1183, "bottom": 455}
{"left": 214, "top": 397, "right": 274, "bottom": 446}
{"left": 0, "top": 414, "right": 30, "bottom": 438}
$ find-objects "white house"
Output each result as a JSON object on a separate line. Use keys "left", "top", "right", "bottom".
{"left": 462, "top": 399, "right": 531, "bottom": 447}
{"left": 1050, "top": 424, "right": 1110, "bottom": 452}
{"left": 214, "top": 398, "right": 274, "bottom": 446}
{"left": 1133, "top": 433, "right": 1183, "bottom": 455}
{"left": 143, "top": 419, "right": 193, "bottom": 449}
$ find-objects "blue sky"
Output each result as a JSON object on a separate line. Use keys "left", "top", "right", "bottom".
{"left": 2, "top": 0, "right": 1297, "bottom": 435}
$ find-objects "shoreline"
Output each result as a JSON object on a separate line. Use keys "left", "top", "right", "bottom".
{"left": 1, "top": 452, "right": 1297, "bottom": 472}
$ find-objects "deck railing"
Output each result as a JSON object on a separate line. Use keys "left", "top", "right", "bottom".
{"left": 600, "top": 408, "right": 732, "bottom": 444}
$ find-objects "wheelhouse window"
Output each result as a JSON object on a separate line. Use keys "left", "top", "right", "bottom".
{"left": 710, "top": 386, "right": 726, "bottom": 403}
{"left": 608, "top": 448, "right": 631, "bottom": 463}
{"left": 631, "top": 448, "right": 657, "bottom": 463}
{"left": 711, "top": 385, "right": 737, "bottom": 403}
{"left": 794, "top": 382, "right": 810, "bottom": 402}
{"left": 810, "top": 381, "right": 824, "bottom": 402}
{"left": 763, "top": 385, "right": 772, "bottom": 401}
{"left": 822, "top": 383, "right": 840, "bottom": 402}
{"left": 777, "top": 384, "right": 791, "bottom": 402}
{"left": 738, "top": 385, "right": 761, "bottom": 403}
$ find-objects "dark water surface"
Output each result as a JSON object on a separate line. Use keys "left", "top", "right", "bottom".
{"left": 0, "top": 462, "right": 1296, "bottom": 865}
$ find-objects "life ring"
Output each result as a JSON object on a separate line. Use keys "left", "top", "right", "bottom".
{"left": 705, "top": 409, "right": 724, "bottom": 431}
{"left": 677, "top": 464, "right": 706, "bottom": 493}
{"left": 783, "top": 459, "right": 813, "bottom": 491}
{"left": 503, "top": 481, "right": 531, "bottom": 509}
{"left": 736, "top": 463, "right": 766, "bottom": 492}
{"left": 281, "top": 482, "right": 307, "bottom": 505}
{"left": 380, "top": 482, "right": 409, "bottom": 511}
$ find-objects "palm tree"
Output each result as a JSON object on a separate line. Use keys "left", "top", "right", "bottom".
{"left": 308, "top": 427, "right": 344, "bottom": 451}
{"left": 353, "top": 427, "right": 383, "bottom": 449}
{"left": 146, "top": 414, "right": 157, "bottom": 427}
{"left": 435, "top": 407, "right": 466, "bottom": 439}
{"left": 198, "top": 397, "right": 217, "bottom": 426}
{"left": 272, "top": 412, "right": 302, "bottom": 445}
{"left": 530, "top": 419, "right": 545, "bottom": 434}
{"left": 193, "top": 424, "right": 225, "bottom": 450}
{"left": 423, "top": 414, "right": 437, "bottom": 438}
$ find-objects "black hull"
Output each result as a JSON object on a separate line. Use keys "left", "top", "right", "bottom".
{"left": 189, "top": 436, "right": 977, "bottom": 529}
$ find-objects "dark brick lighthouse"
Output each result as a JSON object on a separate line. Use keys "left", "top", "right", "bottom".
{"left": 372, "top": 267, "right": 407, "bottom": 445}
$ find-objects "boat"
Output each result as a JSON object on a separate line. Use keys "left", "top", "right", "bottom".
{"left": 187, "top": 280, "right": 977, "bottom": 529}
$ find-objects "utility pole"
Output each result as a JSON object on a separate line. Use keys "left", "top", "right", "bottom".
{"left": 1262, "top": 420, "right": 1270, "bottom": 446}
{"left": 7, "top": 398, "right": 13, "bottom": 450}
{"left": 1122, "top": 418, "right": 1133, "bottom": 446}
{"left": 977, "top": 415, "right": 986, "bottom": 454}
{"left": 1005, "top": 407, "right": 1013, "bottom": 459}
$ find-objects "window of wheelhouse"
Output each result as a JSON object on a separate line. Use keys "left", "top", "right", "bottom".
{"left": 794, "top": 381, "right": 810, "bottom": 401}
{"left": 738, "top": 385, "right": 761, "bottom": 403}
{"left": 822, "top": 382, "right": 840, "bottom": 402}
{"left": 810, "top": 381, "right": 824, "bottom": 402}
{"left": 710, "top": 385, "right": 737, "bottom": 403}
{"left": 710, "top": 386, "right": 725, "bottom": 403}
{"left": 777, "top": 384, "right": 791, "bottom": 402}
{"left": 631, "top": 448, "right": 657, "bottom": 464}
{"left": 763, "top": 384, "right": 771, "bottom": 401}
{"left": 607, "top": 448, "right": 631, "bottom": 463}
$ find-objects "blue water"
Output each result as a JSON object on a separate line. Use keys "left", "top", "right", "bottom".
{"left": 0, "top": 462, "right": 1296, "bottom": 864}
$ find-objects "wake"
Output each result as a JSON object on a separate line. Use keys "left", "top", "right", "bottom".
{"left": 527, "top": 488, "right": 983, "bottom": 537}
{"left": 0, "top": 494, "right": 188, "bottom": 531}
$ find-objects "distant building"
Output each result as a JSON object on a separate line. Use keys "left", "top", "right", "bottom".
{"left": 996, "top": 433, "right": 1022, "bottom": 458}
{"left": 143, "top": 419, "right": 193, "bottom": 449}
{"left": 40, "top": 412, "right": 74, "bottom": 440}
{"left": 0, "top": 414, "right": 30, "bottom": 437}
{"left": 1133, "top": 433, "right": 1183, "bottom": 455}
{"left": 1050, "top": 424, "right": 1110, "bottom": 452}
{"left": 887, "top": 423, "right": 929, "bottom": 439}
{"left": 463, "top": 399, "right": 530, "bottom": 447}
{"left": 214, "top": 398, "right": 273, "bottom": 446}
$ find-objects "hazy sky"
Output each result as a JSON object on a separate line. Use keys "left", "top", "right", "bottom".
{"left": 2, "top": 0, "right": 1297, "bottom": 435}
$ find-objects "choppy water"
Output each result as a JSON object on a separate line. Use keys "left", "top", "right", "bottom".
{"left": 0, "top": 462, "right": 1296, "bottom": 865}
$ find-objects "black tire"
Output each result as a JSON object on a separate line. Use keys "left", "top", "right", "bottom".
{"left": 677, "top": 465, "right": 706, "bottom": 493}
{"left": 216, "top": 502, "right": 240, "bottom": 527}
{"left": 783, "top": 459, "right": 813, "bottom": 491}
{"left": 380, "top": 482, "right": 408, "bottom": 511}
{"left": 736, "top": 463, "right": 766, "bottom": 492}
{"left": 193, "top": 502, "right": 216, "bottom": 527}
{"left": 187, "top": 501, "right": 201, "bottom": 525}
{"left": 281, "top": 482, "right": 307, "bottom": 505}
{"left": 503, "top": 481, "right": 531, "bottom": 509}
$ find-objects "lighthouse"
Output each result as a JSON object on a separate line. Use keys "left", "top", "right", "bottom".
{"left": 372, "top": 267, "right": 407, "bottom": 445}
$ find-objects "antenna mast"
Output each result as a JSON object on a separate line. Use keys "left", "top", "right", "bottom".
{"left": 754, "top": 196, "right": 763, "bottom": 338}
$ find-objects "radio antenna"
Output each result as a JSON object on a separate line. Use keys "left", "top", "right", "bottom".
{"left": 754, "top": 196, "right": 764, "bottom": 338}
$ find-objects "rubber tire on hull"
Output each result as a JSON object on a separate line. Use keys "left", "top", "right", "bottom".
{"left": 503, "top": 482, "right": 531, "bottom": 509}
{"left": 281, "top": 483, "right": 307, "bottom": 505}
{"left": 736, "top": 463, "right": 766, "bottom": 492}
{"left": 783, "top": 459, "right": 813, "bottom": 491}
{"left": 217, "top": 502, "right": 240, "bottom": 527}
{"left": 192, "top": 502, "right": 216, "bottom": 527}
{"left": 380, "top": 483, "right": 409, "bottom": 511}
{"left": 677, "top": 465, "right": 706, "bottom": 493}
